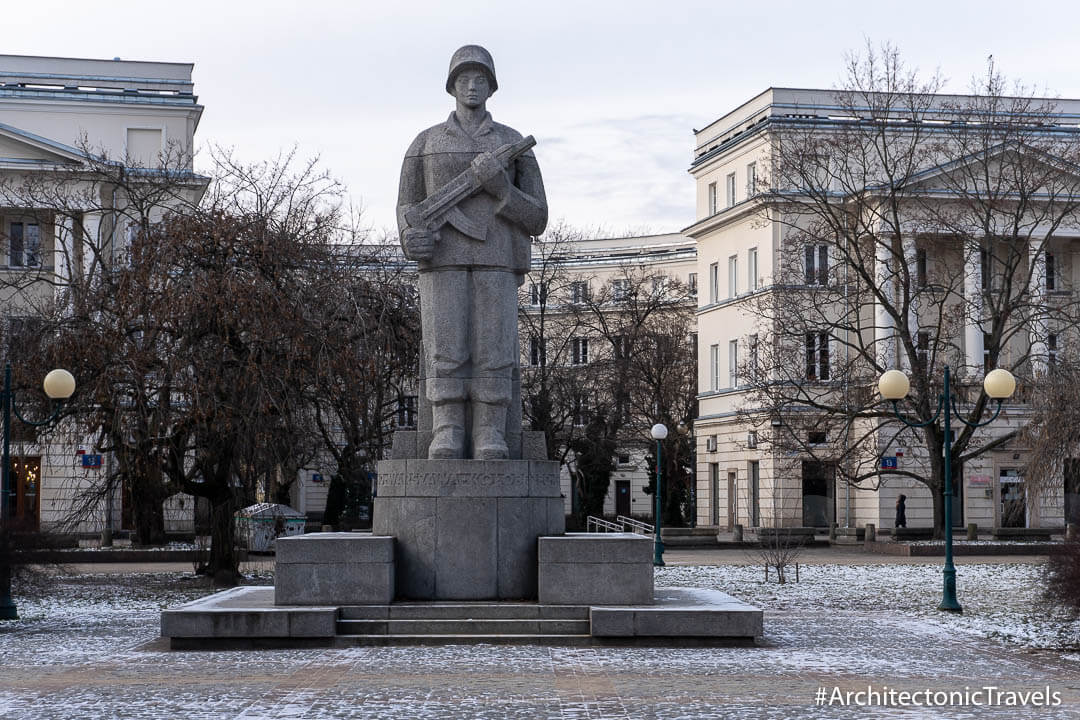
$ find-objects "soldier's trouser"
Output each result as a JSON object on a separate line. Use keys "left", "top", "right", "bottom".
{"left": 420, "top": 269, "right": 517, "bottom": 455}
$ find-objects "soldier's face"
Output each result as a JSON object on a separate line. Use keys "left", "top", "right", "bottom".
{"left": 453, "top": 70, "right": 491, "bottom": 109}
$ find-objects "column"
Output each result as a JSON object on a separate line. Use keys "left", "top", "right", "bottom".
{"left": 875, "top": 237, "right": 896, "bottom": 369}
{"left": 900, "top": 235, "right": 919, "bottom": 372}
{"left": 963, "top": 242, "right": 984, "bottom": 376}
{"left": 1029, "top": 239, "right": 1048, "bottom": 376}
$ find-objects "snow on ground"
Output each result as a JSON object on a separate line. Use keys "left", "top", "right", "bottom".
{"left": 657, "top": 562, "right": 1079, "bottom": 652}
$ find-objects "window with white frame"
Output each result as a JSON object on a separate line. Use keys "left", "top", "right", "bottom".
{"left": 612, "top": 334, "right": 629, "bottom": 359}
{"left": 709, "top": 343, "right": 720, "bottom": 391}
{"left": 687, "top": 272, "right": 697, "bottom": 295}
{"left": 728, "top": 339, "right": 738, "bottom": 388}
{"left": 529, "top": 336, "right": 546, "bottom": 366}
{"left": 805, "top": 331, "right": 830, "bottom": 380}
{"left": 396, "top": 395, "right": 418, "bottom": 428}
{"left": 1046, "top": 252, "right": 1062, "bottom": 291}
{"left": 709, "top": 262, "right": 719, "bottom": 303}
{"left": 529, "top": 282, "right": 547, "bottom": 306}
{"left": 708, "top": 182, "right": 717, "bottom": 215}
{"left": 571, "top": 337, "right": 589, "bottom": 365}
{"left": 748, "top": 333, "right": 759, "bottom": 382}
{"left": 747, "top": 247, "right": 758, "bottom": 291}
{"left": 804, "top": 243, "right": 828, "bottom": 285}
{"left": 612, "top": 278, "right": 630, "bottom": 302}
{"left": 917, "top": 331, "right": 930, "bottom": 370}
{"left": 8, "top": 221, "right": 41, "bottom": 268}
{"left": 570, "top": 280, "right": 589, "bottom": 304}
{"left": 746, "top": 162, "right": 757, "bottom": 197}
{"left": 727, "top": 255, "right": 738, "bottom": 298}
{"left": 572, "top": 395, "right": 590, "bottom": 426}
{"left": 726, "top": 172, "right": 736, "bottom": 208}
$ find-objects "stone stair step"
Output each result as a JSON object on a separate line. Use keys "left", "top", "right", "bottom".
{"left": 332, "top": 633, "right": 594, "bottom": 647}
{"left": 338, "top": 603, "right": 589, "bottom": 620}
{"left": 335, "top": 618, "right": 591, "bottom": 635}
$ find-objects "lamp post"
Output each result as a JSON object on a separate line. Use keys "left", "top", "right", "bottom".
{"left": 878, "top": 365, "right": 1015, "bottom": 613}
{"left": 651, "top": 423, "right": 668, "bottom": 567}
{"left": 1, "top": 363, "right": 76, "bottom": 620}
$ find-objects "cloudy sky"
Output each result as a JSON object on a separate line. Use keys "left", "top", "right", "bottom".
{"left": 6, "top": 0, "right": 1080, "bottom": 236}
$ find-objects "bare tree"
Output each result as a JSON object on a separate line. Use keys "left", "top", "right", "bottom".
{"left": 740, "top": 45, "right": 1080, "bottom": 536}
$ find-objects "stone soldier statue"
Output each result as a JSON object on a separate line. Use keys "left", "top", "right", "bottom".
{"left": 397, "top": 45, "right": 548, "bottom": 460}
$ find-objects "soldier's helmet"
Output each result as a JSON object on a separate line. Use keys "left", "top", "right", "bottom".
{"left": 446, "top": 45, "right": 498, "bottom": 95}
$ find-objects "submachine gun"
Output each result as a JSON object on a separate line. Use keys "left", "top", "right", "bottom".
{"left": 404, "top": 135, "right": 536, "bottom": 242}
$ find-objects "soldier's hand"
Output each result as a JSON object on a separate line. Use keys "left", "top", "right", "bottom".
{"left": 471, "top": 152, "right": 509, "bottom": 200}
{"left": 403, "top": 227, "right": 436, "bottom": 260}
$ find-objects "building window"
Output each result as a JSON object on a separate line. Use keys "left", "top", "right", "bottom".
{"left": 748, "top": 334, "right": 759, "bottom": 383}
{"left": 570, "top": 280, "right": 589, "bottom": 304}
{"left": 916, "top": 248, "right": 928, "bottom": 288}
{"left": 572, "top": 396, "right": 589, "bottom": 427}
{"left": 726, "top": 172, "right": 736, "bottom": 208}
{"left": 983, "top": 332, "right": 992, "bottom": 374}
{"left": 709, "top": 262, "right": 719, "bottom": 303}
{"left": 710, "top": 343, "right": 720, "bottom": 391}
{"left": 708, "top": 182, "right": 717, "bottom": 215}
{"left": 808, "top": 430, "right": 827, "bottom": 444}
{"left": 9, "top": 222, "right": 41, "bottom": 268}
{"left": 746, "top": 162, "right": 757, "bottom": 198}
{"left": 728, "top": 339, "right": 738, "bottom": 388}
{"left": 804, "top": 244, "right": 828, "bottom": 285}
{"left": 652, "top": 276, "right": 667, "bottom": 296}
{"left": 396, "top": 395, "right": 417, "bottom": 428}
{"left": 571, "top": 337, "right": 589, "bottom": 365}
{"left": 980, "top": 248, "right": 989, "bottom": 290}
{"left": 612, "top": 278, "right": 630, "bottom": 302}
{"left": 612, "top": 334, "right": 629, "bottom": 359}
{"left": 727, "top": 255, "right": 738, "bottom": 298}
{"left": 1046, "top": 252, "right": 1058, "bottom": 291}
{"left": 917, "top": 331, "right": 930, "bottom": 370}
{"left": 805, "top": 331, "right": 830, "bottom": 380}
{"left": 529, "top": 337, "right": 545, "bottom": 366}
{"left": 747, "top": 247, "right": 758, "bottom": 291}
{"left": 529, "top": 282, "right": 547, "bottom": 306}
{"left": 1049, "top": 333, "right": 1058, "bottom": 367}
{"left": 687, "top": 272, "right": 697, "bottom": 295}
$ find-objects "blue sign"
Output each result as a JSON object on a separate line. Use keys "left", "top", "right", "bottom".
{"left": 81, "top": 454, "right": 103, "bottom": 468}
{"left": 880, "top": 456, "right": 898, "bottom": 469}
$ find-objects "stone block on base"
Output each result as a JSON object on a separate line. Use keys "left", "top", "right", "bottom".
{"left": 275, "top": 533, "right": 394, "bottom": 605}
{"left": 538, "top": 533, "right": 653, "bottom": 605}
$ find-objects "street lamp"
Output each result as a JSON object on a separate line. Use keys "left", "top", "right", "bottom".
{"left": 1, "top": 363, "right": 76, "bottom": 620}
{"left": 878, "top": 364, "right": 1014, "bottom": 613}
{"left": 650, "top": 422, "right": 668, "bottom": 567}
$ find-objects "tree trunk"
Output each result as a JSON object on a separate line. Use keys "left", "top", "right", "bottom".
{"left": 206, "top": 495, "right": 239, "bottom": 585}
{"left": 127, "top": 469, "right": 167, "bottom": 547}
{"left": 924, "top": 429, "right": 946, "bottom": 539}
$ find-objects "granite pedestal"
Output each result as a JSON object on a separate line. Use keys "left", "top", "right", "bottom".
{"left": 538, "top": 533, "right": 653, "bottom": 605}
{"left": 374, "top": 457, "right": 564, "bottom": 600}
{"left": 275, "top": 533, "right": 394, "bottom": 605}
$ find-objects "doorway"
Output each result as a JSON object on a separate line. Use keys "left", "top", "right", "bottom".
{"left": 709, "top": 463, "right": 719, "bottom": 526}
{"left": 727, "top": 471, "right": 737, "bottom": 528}
{"left": 11, "top": 456, "right": 40, "bottom": 531}
{"left": 748, "top": 461, "right": 760, "bottom": 527}
{"left": 999, "top": 468, "right": 1026, "bottom": 528}
{"left": 615, "top": 480, "right": 630, "bottom": 517}
{"left": 1065, "top": 459, "right": 1080, "bottom": 526}
{"left": 801, "top": 461, "right": 835, "bottom": 527}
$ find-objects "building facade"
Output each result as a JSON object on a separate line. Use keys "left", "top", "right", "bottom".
{"left": 688, "top": 88, "right": 1079, "bottom": 533}
{"left": 0, "top": 54, "right": 204, "bottom": 534}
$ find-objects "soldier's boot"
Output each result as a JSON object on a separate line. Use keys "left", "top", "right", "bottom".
{"left": 470, "top": 377, "right": 511, "bottom": 460}
{"left": 428, "top": 378, "right": 466, "bottom": 459}
{"left": 471, "top": 402, "right": 509, "bottom": 460}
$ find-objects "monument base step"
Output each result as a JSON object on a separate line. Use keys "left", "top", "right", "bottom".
{"left": 160, "top": 585, "right": 762, "bottom": 648}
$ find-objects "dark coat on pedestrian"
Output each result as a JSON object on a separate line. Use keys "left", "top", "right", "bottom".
{"left": 895, "top": 494, "right": 908, "bottom": 528}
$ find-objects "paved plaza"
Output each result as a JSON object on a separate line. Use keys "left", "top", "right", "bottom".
{"left": 0, "top": 553, "right": 1076, "bottom": 719}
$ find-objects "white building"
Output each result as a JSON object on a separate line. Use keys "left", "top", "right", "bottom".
{"left": 687, "top": 88, "right": 1079, "bottom": 534}
{"left": 0, "top": 54, "right": 203, "bottom": 534}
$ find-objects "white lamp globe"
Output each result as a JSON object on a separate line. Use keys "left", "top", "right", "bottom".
{"left": 43, "top": 369, "right": 76, "bottom": 400}
{"left": 650, "top": 423, "right": 669, "bottom": 440}
{"left": 878, "top": 370, "right": 910, "bottom": 400}
{"left": 983, "top": 368, "right": 1016, "bottom": 399}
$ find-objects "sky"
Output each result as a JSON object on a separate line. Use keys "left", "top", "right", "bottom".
{"left": 5, "top": 0, "right": 1080, "bottom": 237}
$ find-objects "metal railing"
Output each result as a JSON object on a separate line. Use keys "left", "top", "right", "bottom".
{"left": 586, "top": 516, "right": 622, "bottom": 533}
{"left": 617, "top": 515, "right": 653, "bottom": 535}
